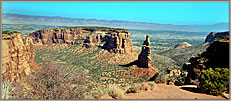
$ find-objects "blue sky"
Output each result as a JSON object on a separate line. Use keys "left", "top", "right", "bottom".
{"left": 2, "top": 2, "right": 229, "bottom": 25}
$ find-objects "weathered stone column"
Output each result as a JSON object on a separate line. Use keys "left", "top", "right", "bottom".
{"left": 138, "top": 35, "right": 152, "bottom": 68}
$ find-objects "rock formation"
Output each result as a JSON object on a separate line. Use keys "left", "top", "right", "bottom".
{"left": 100, "top": 31, "right": 133, "bottom": 54}
{"left": 29, "top": 27, "right": 134, "bottom": 54}
{"left": 29, "top": 28, "right": 84, "bottom": 45}
{"left": 173, "top": 42, "right": 192, "bottom": 48}
{"left": 205, "top": 31, "right": 229, "bottom": 43}
{"left": 137, "top": 35, "right": 152, "bottom": 68}
{"left": 2, "top": 31, "right": 35, "bottom": 82}
{"left": 184, "top": 38, "right": 229, "bottom": 85}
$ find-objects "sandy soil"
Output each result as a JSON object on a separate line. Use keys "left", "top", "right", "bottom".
{"left": 101, "top": 84, "right": 225, "bottom": 99}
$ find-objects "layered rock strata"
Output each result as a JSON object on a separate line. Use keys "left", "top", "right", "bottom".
{"left": 2, "top": 31, "right": 35, "bottom": 82}
{"left": 29, "top": 27, "right": 133, "bottom": 54}
{"left": 137, "top": 35, "right": 152, "bottom": 68}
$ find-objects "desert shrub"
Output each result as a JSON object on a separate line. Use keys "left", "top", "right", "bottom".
{"left": 153, "top": 73, "right": 167, "bottom": 84}
{"left": 216, "top": 35, "right": 229, "bottom": 41}
{"left": 125, "top": 82, "right": 156, "bottom": 94}
{"left": 2, "top": 31, "right": 14, "bottom": 35}
{"left": 85, "top": 88, "right": 108, "bottom": 99}
{"left": 125, "top": 83, "right": 143, "bottom": 94}
{"left": 107, "top": 85, "right": 124, "bottom": 99}
{"left": 10, "top": 62, "right": 87, "bottom": 99}
{"left": 199, "top": 68, "right": 229, "bottom": 96}
{"left": 147, "top": 81, "right": 156, "bottom": 90}
{"left": 174, "top": 71, "right": 187, "bottom": 86}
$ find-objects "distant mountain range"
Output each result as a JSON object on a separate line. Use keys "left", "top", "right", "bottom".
{"left": 2, "top": 13, "right": 229, "bottom": 32}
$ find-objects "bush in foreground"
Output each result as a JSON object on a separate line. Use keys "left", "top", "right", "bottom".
{"left": 10, "top": 62, "right": 87, "bottom": 99}
{"left": 107, "top": 85, "right": 124, "bottom": 99}
{"left": 199, "top": 68, "right": 229, "bottom": 96}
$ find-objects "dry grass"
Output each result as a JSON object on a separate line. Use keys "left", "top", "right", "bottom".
{"left": 125, "top": 83, "right": 142, "bottom": 94}
{"left": 84, "top": 88, "right": 108, "bottom": 99}
{"left": 107, "top": 85, "right": 124, "bottom": 99}
{"left": 125, "top": 82, "right": 156, "bottom": 94}
{"left": 9, "top": 62, "right": 87, "bottom": 99}
{"left": 147, "top": 81, "right": 156, "bottom": 90}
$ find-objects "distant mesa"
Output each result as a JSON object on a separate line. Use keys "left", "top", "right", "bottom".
{"left": 204, "top": 31, "right": 229, "bottom": 43}
{"left": 29, "top": 27, "right": 133, "bottom": 54}
{"left": 173, "top": 42, "right": 192, "bottom": 49}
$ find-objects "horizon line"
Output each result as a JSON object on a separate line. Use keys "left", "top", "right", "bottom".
{"left": 3, "top": 13, "right": 229, "bottom": 26}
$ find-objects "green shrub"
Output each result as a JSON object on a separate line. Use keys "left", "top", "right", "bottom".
{"left": 216, "top": 35, "right": 229, "bottom": 41}
{"left": 199, "top": 68, "right": 229, "bottom": 96}
{"left": 2, "top": 31, "right": 14, "bottom": 35}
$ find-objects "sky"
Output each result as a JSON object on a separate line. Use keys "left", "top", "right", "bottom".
{"left": 2, "top": 2, "right": 229, "bottom": 25}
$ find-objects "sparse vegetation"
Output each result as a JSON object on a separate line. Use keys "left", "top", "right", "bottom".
{"left": 2, "top": 31, "right": 14, "bottom": 35}
{"left": 10, "top": 62, "right": 87, "bottom": 99}
{"left": 216, "top": 35, "right": 229, "bottom": 41}
{"left": 107, "top": 85, "right": 124, "bottom": 99}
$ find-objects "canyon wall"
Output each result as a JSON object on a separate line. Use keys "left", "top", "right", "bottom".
{"left": 184, "top": 39, "right": 229, "bottom": 85}
{"left": 2, "top": 31, "right": 35, "bottom": 82}
{"left": 29, "top": 27, "right": 134, "bottom": 54}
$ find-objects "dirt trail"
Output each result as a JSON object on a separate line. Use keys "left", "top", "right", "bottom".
{"left": 101, "top": 84, "right": 225, "bottom": 99}
{"left": 123, "top": 84, "right": 225, "bottom": 99}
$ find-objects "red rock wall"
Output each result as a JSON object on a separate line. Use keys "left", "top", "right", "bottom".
{"left": 30, "top": 28, "right": 134, "bottom": 54}
{"left": 137, "top": 35, "right": 152, "bottom": 68}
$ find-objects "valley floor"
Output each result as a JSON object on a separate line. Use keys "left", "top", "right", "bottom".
{"left": 101, "top": 84, "right": 225, "bottom": 99}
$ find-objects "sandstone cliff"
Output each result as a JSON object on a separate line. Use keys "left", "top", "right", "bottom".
{"left": 137, "top": 35, "right": 152, "bottom": 68}
{"left": 184, "top": 38, "right": 229, "bottom": 85}
{"left": 204, "top": 31, "right": 229, "bottom": 43}
{"left": 2, "top": 31, "right": 35, "bottom": 82}
{"left": 29, "top": 27, "right": 133, "bottom": 54}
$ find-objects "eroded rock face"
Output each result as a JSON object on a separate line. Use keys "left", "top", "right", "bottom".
{"left": 137, "top": 35, "right": 152, "bottom": 68}
{"left": 184, "top": 39, "right": 229, "bottom": 85}
{"left": 100, "top": 31, "right": 133, "bottom": 54}
{"left": 29, "top": 27, "right": 134, "bottom": 54}
{"left": 2, "top": 31, "right": 35, "bottom": 82}
{"left": 205, "top": 31, "right": 229, "bottom": 43}
{"left": 30, "top": 28, "right": 83, "bottom": 44}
